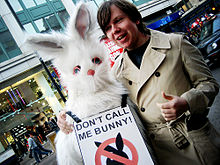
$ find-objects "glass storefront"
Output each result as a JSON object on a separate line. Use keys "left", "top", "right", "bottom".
{"left": 0, "top": 65, "right": 66, "bottom": 155}
{"left": 0, "top": 0, "right": 69, "bottom": 156}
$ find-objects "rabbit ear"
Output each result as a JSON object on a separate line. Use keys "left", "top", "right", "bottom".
{"left": 75, "top": 4, "right": 91, "bottom": 39}
{"left": 24, "top": 32, "right": 67, "bottom": 57}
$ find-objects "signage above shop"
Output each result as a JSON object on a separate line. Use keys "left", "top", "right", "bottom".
{"left": 147, "top": 9, "right": 185, "bottom": 29}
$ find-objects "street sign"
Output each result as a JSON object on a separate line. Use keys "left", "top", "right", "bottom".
{"left": 74, "top": 105, "right": 154, "bottom": 165}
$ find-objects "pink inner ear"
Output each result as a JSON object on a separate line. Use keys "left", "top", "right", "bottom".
{"left": 38, "top": 41, "right": 63, "bottom": 48}
{"left": 76, "top": 24, "right": 87, "bottom": 39}
{"left": 75, "top": 5, "right": 90, "bottom": 39}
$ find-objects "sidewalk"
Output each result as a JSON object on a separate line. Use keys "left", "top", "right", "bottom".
{"left": 20, "top": 141, "right": 57, "bottom": 165}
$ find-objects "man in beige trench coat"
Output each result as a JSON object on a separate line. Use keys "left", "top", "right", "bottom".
{"left": 112, "top": 29, "right": 220, "bottom": 165}
{"left": 58, "top": 0, "right": 220, "bottom": 164}
{"left": 97, "top": 0, "right": 220, "bottom": 164}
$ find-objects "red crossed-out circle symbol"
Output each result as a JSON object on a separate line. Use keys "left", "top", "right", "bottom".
{"left": 95, "top": 137, "right": 138, "bottom": 165}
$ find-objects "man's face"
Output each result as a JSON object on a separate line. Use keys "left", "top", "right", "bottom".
{"left": 105, "top": 5, "right": 141, "bottom": 51}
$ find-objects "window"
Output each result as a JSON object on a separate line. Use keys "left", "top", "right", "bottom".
{"left": 23, "top": 23, "right": 36, "bottom": 34}
{"left": 0, "top": 44, "right": 8, "bottom": 62}
{"left": 22, "top": 0, "right": 36, "bottom": 8}
{"left": 35, "top": 0, "right": 46, "bottom": 5}
{"left": 22, "top": 0, "right": 47, "bottom": 7}
{"left": 131, "top": 0, "right": 152, "bottom": 6}
{"left": 58, "top": 10, "right": 70, "bottom": 26}
{"left": 8, "top": 0, "right": 23, "bottom": 12}
{"left": 0, "top": 18, "right": 22, "bottom": 63}
{"left": 43, "top": 14, "right": 62, "bottom": 31}
{"left": 34, "top": 18, "right": 49, "bottom": 33}
{"left": 8, "top": 0, "right": 69, "bottom": 34}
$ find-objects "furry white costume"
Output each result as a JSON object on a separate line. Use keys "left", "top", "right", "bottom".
{"left": 25, "top": 3, "right": 129, "bottom": 165}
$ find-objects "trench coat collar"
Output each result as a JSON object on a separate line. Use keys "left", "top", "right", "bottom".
{"left": 150, "top": 29, "right": 171, "bottom": 49}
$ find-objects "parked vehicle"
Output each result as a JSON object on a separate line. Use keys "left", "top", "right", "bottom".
{"left": 196, "top": 14, "right": 220, "bottom": 66}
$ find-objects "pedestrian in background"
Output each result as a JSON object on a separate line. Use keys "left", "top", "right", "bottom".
{"left": 25, "top": 132, "right": 50, "bottom": 164}
{"left": 32, "top": 131, "right": 53, "bottom": 157}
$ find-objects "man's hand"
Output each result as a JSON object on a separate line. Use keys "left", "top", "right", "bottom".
{"left": 156, "top": 91, "right": 189, "bottom": 121}
{"left": 57, "top": 110, "right": 73, "bottom": 134}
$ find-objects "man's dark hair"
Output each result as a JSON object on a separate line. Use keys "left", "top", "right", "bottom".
{"left": 25, "top": 132, "right": 30, "bottom": 138}
{"left": 97, "top": 0, "right": 149, "bottom": 35}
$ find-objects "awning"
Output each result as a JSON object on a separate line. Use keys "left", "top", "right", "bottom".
{"left": 147, "top": 9, "right": 184, "bottom": 29}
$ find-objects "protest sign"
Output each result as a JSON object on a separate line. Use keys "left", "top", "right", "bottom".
{"left": 74, "top": 105, "right": 154, "bottom": 165}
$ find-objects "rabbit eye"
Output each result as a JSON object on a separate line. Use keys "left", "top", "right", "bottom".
{"left": 73, "top": 65, "right": 81, "bottom": 75}
{"left": 92, "top": 57, "right": 102, "bottom": 65}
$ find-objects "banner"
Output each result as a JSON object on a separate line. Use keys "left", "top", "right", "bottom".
{"left": 102, "top": 38, "right": 123, "bottom": 67}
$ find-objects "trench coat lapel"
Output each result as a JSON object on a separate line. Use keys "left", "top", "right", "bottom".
{"left": 138, "top": 30, "right": 171, "bottom": 96}
{"left": 138, "top": 49, "right": 165, "bottom": 89}
{"left": 121, "top": 51, "right": 140, "bottom": 82}
{"left": 116, "top": 30, "right": 171, "bottom": 100}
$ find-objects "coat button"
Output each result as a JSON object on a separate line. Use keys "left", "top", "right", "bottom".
{"left": 140, "top": 107, "right": 145, "bottom": 112}
{"left": 128, "top": 80, "right": 132, "bottom": 85}
{"left": 155, "top": 72, "right": 160, "bottom": 77}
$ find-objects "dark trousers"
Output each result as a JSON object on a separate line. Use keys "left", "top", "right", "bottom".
{"left": 33, "top": 147, "right": 49, "bottom": 163}
{"left": 38, "top": 144, "right": 52, "bottom": 157}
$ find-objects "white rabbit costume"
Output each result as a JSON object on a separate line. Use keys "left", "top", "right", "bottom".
{"left": 24, "top": 2, "right": 146, "bottom": 165}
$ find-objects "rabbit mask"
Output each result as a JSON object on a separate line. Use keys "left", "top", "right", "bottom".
{"left": 25, "top": 2, "right": 126, "bottom": 119}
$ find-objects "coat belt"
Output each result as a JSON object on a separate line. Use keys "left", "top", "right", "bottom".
{"left": 147, "top": 114, "right": 190, "bottom": 149}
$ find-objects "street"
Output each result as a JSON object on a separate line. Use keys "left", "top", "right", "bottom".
{"left": 20, "top": 141, "right": 57, "bottom": 165}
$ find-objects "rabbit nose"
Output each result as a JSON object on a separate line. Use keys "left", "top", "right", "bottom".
{"left": 87, "top": 69, "right": 95, "bottom": 76}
